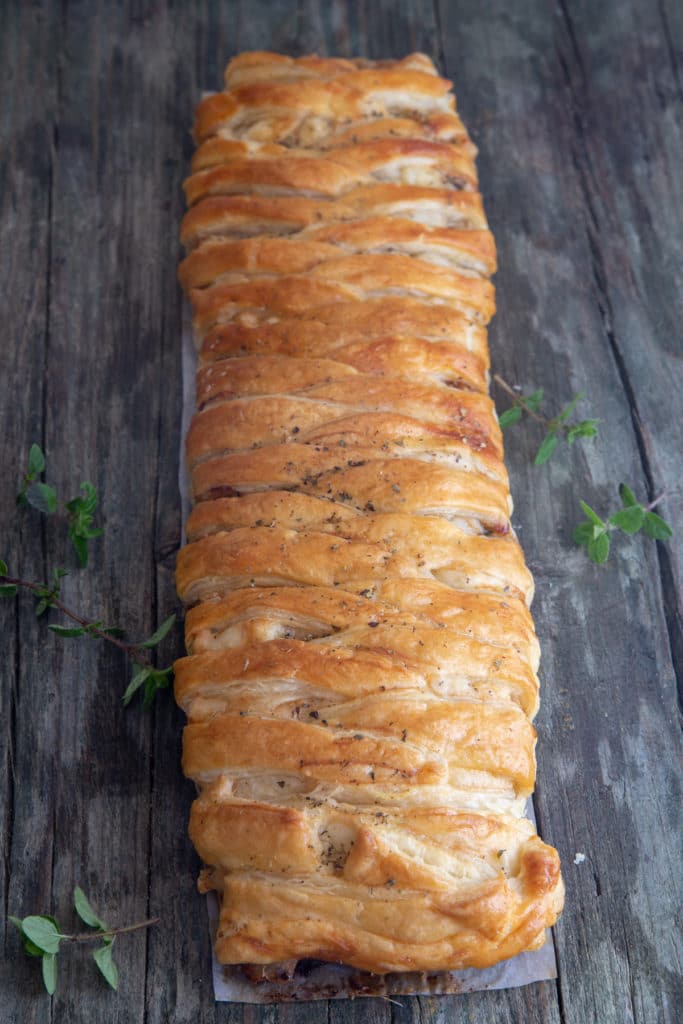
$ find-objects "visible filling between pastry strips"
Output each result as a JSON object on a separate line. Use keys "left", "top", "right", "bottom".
{"left": 176, "top": 48, "right": 564, "bottom": 977}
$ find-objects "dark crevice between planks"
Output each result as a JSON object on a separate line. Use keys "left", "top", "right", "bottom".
{"left": 142, "top": 211, "right": 169, "bottom": 1024}
{"left": 527, "top": 787, "right": 563, "bottom": 1018}
{"left": 555, "top": 0, "right": 683, "bottom": 727}
{"left": 430, "top": 0, "right": 448, "bottom": 77}
{"left": 622, "top": 926, "right": 640, "bottom": 1024}
{"left": 142, "top": 702, "right": 158, "bottom": 1024}
{"left": 3, "top": 599, "right": 20, "bottom": 932}
{"left": 657, "top": 0, "right": 683, "bottom": 101}
{"left": 45, "top": 15, "right": 62, "bottom": 1024}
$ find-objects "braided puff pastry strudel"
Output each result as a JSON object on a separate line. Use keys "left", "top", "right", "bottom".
{"left": 176, "top": 50, "right": 564, "bottom": 976}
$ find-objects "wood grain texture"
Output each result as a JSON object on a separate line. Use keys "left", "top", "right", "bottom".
{"left": 435, "top": 1, "right": 683, "bottom": 1021}
{"left": 0, "top": 2, "right": 60, "bottom": 1020}
{"left": 0, "top": 1, "right": 680, "bottom": 1022}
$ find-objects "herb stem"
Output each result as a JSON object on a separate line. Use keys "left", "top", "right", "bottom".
{"left": 646, "top": 492, "right": 666, "bottom": 512}
{"left": 64, "top": 917, "right": 160, "bottom": 943}
{"left": 493, "top": 374, "right": 547, "bottom": 425}
{"left": 0, "top": 575, "right": 145, "bottom": 662}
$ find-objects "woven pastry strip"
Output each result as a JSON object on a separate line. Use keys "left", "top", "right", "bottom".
{"left": 176, "top": 50, "right": 564, "bottom": 976}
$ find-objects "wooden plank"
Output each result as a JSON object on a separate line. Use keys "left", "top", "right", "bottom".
{"left": 553, "top": 0, "right": 683, "bottom": 764}
{"left": 6, "top": 0, "right": 170, "bottom": 1019}
{"left": 0, "top": 2, "right": 59, "bottom": 1018}
{"left": 549, "top": 2, "right": 683, "bottom": 1018}
{"left": 436, "top": 1, "right": 683, "bottom": 1021}
{"left": 144, "top": 3, "right": 221, "bottom": 1021}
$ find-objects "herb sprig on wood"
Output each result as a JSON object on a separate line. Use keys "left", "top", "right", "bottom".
{"left": 10, "top": 887, "right": 159, "bottom": 995}
{"left": 494, "top": 378, "right": 673, "bottom": 565}
{"left": 494, "top": 374, "right": 599, "bottom": 464}
{"left": 573, "top": 484, "right": 672, "bottom": 564}
{"left": 1, "top": 444, "right": 176, "bottom": 706}
{"left": 17, "top": 444, "right": 103, "bottom": 566}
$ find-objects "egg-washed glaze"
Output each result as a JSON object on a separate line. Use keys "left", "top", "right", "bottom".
{"left": 176, "top": 49, "right": 564, "bottom": 975}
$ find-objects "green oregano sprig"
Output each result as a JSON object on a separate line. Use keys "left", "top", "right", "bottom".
{"left": 573, "top": 484, "right": 673, "bottom": 564}
{"left": 0, "top": 558, "right": 175, "bottom": 707}
{"left": 1, "top": 444, "right": 176, "bottom": 707}
{"left": 494, "top": 375, "right": 599, "bottom": 465}
{"left": 66, "top": 482, "right": 103, "bottom": 568}
{"left": 494, "top": 380, "right": 674, "bottom": 565}
{"left": 17, "top": 443, "right": 57, "bottom": 515}
{"left": 16, "top": 444, "right": 102, "bottom": 566}
{"left": 9, "top": 887, "right": 159, "bottom": 995}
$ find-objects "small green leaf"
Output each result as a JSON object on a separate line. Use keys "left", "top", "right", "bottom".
{"left": 0, "top": 559, "right": 8, "bottom": 575}
{"left": 122, "top": 666, "right": 152, "bottom": 706}
{"left": 24, "top": 937, "right": 46, "bottom": 957}
{"left": 93, "top": 942, "right": 119, "bottom": 990}
{"left": 498, "top": 406, "right": 522, "bottom": 429}
{"left": 567, "top": 419, "right": 600, "bottom": 443}
{"left": 587, "top": 532, "right": 611, "bottom": 564}
{"left": 9, "top": 915, "right": 52, "bottom": 957}
{"left": 534, "top": 433, "right": 559, "bottom": 465}
{"left": 609, "top": 505, "right": 646, "bottom": 534}
{"left": 70, "top": 532, "right": 89, "bottom": 568}
{"left": 48, "top": 624, "right": 86, "bottom": 638}
{"left": 525, "top": 388, "right": 544, "bottom": 412}
{"left": 35, "top": 598, "right": 50, "bottom": 617}
{"left": 619, "top": 483, "right": 638, "bottom": 507}
{"left": 28, "top": 444, "right": 46, "bottom": 476}
{"left": 21, "top": 916, "right": 62, "bottom": 955}
{"left": 0, "top": 584, "right": 17, "bottom": 597}
{"left": 137, "top": 614, "right": 176, "bottom": 650}
{"left": 579, "top": 500, "right": 606, "bottom": 528}
{"left": 74, "top": 886, "right": 108, "bottom": 931}
{"left": 25, "top": 482, "right": 58, "bottom": 515}
{"left": 41, "top": 953, "right": 57, "bottom": 995}
{"left": 556, "top": 392, "right": 584, "bottom": 424}
{"left": 573, "top": 522, "right": 594, "bottom": 545}
{"left": 143, "top": 667, "right": 173, "bottom": 709}
{"left": 66, "top": 483, "right": 101, "bottom": 567}
{"left": 643, "top": 511, "right": 673, "bottom": 541}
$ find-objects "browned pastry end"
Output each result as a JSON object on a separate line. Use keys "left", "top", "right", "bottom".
{"left": 223, "top": 51, "right": 443, "bottom": 87}
{"left": 193, "top": 70, "right": 457, "bottom": 145}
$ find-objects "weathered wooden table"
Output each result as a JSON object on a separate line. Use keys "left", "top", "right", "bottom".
{"left": 1, "top": 2, "right": 681, "bottom": 1021}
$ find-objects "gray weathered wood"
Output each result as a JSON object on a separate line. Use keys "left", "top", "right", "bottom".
{"left": 0, "top": 1, "right": 60, "bottom": 1019}
{"left": 436, "top": 1, "right": 683, "bottom": 1021}
{"left": 0, "top": 2, "right": 680, "bottom": 1022}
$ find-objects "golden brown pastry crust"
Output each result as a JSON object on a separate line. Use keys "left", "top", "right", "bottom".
{"left": 180, "top": 187, "right": 488, "bottom": 249}
{"left": 179, "top": 228, "right": 496, "bottom": 290}
{"left": 223, "top": 51, "right": 444, "bottom": 88}
{"left": 188, "top": 137, "right": 478, "bottom": 191}
{"left": 176, "top": 50, "right": 563, "bottom": 977}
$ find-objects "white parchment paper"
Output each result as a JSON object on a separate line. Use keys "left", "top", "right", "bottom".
{"left": 179, "top": 309, "right": 558, "bottom": 1001}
